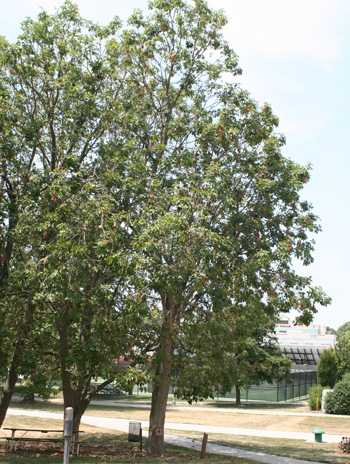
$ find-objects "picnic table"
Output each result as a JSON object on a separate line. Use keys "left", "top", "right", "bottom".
{"left": 3, "top": 427, "right": 84, "bottom": 453}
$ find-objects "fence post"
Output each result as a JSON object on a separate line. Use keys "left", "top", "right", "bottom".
{"left": 63, "top": 407, "right": 73, "bottom": 464}
{"left": 200, "top": 433, "right": 208, "bottom": 459}
{"left": 285, "top": 377, "right": 287, "bottom": 402}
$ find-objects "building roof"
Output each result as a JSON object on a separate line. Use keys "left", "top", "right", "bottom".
{"left": 281, "top": 345, "right": 327, "bottom": 365}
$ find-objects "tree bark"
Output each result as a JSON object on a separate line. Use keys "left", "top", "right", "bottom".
{"left": 235, "top": 385, "right": 241, "bottom": 406}
{"left": 147, "top": 339, "right": 173, "bottom": 456}
{"left": 61, "top": 369, "right": 92, "bottom": 434}
{"left": 147, "top": 292, "right": 176, "bottom": 456}
{"left": 0, "top": 348, "right": 21, "bottom": 427}
{"left": 72, "top": 396, "right": 90, "bottom": 433}
{"left": 0, "top": 298, "right": 35, "bottom": 427}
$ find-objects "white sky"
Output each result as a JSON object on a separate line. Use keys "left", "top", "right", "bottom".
{"left": 1, "top": 0, "right": 349, "bottom": 329}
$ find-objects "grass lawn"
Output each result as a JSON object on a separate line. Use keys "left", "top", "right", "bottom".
{"left": 4, "top": 399, "right": 350, "bottom": 463}
{"left": 12, "top": 399, "right": 350, "bottom": 436}
{"left": 94, "top": 395, "right": 309, "bottom": 409}
{"left": 166, "top": 429, "right": 350, "bottom": 464}
{"left": 0, "top": 415, "right": 261, "bottom": 464}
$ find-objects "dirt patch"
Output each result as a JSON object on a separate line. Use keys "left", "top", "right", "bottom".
{"left": 0, "top": 442, "right": 201, "bottom": 461}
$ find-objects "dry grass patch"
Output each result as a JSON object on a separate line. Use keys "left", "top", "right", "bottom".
{"left": 0, "top": 415, "right": 261, "bottom": 464}
{"left": 9, "top": 400, "right": 350, "bottom": 435}
{"left": 166, "top": 429, "right": 350, "bottom": 464}
{"left": 83, "top": 406, "right": 350, "bottom": 435}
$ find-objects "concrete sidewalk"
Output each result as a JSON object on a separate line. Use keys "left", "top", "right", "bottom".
{"left": 6, "top": 408, "right": 339, "bottom": 464}
{"left": 164, "top": 434, "right": 329, "bottom": 464}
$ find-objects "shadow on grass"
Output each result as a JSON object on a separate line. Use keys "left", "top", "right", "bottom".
{"left": 0, "top": 432, "right": 262, "bottom": 464}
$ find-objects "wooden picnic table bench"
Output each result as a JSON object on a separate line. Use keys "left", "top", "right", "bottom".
{"left": 3, "top": 427, "right": 84, "bottom": 454}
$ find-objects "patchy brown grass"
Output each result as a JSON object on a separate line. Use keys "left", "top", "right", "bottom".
{"left": 6, "top": 399, "right": 350, "bottom": 463}
{"left": 0, "top": 415, "right": 261, "bottom": 464}
{"left": 166, "top": 429, "right": 350, "bottom": 464}
{"left": 9, "top": 399, "right": 350, "bottom": 435}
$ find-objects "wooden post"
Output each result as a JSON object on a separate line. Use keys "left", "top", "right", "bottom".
{"left": 200, "top": 433, "right": 208, "bottom": 459}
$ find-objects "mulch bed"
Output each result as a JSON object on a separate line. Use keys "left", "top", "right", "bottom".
{"left": 0, "top": 442, "right": 146, "bottom": 459}
{"left": 0, "top": 442, "right": 200, "bottom": 461}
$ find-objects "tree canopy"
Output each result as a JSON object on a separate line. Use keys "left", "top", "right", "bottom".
{"left": 336, "top": 321, "right": 350, "bottom": 339}
{"left": 0, "top": 0, "right": 331, "bottom": 456}
{"left": 106, "top": 0, "right": 329, "bottom": 454}
{"left": 335, "top": 331, "right": 350, "bottom": 381}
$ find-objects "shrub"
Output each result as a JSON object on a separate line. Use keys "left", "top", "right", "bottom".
{"left": 317, "top": 348, "right": 338, "bottom": 387}
{"left": 308, "top": 385, "right": 328, "bottom": 411}
{"left": 325, "top": 379, "right": 350, "bottom": 415}
{"left": 339, "top": 436, "right": 350, "bottom": 454}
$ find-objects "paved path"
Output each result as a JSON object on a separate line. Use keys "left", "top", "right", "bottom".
{"left": 6, "top": 407, "right": 340, "bottom": 464}
{"left": 163, "top": 435, "right": 329, "bottom": 464}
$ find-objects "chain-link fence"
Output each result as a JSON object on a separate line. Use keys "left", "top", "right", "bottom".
{"left": 145, "top": 367, "right": 318, "bottom": 403}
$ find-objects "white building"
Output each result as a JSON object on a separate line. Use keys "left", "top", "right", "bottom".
{"left": 275, "top": 315, "right": 336, "bottom": 365}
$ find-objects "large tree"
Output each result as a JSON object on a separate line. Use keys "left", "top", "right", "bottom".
{"left": 0, "top": 1, "right": 135, "bottom": 429}
{"left": 107, "top": 0, "right": 330, "bottom": 455}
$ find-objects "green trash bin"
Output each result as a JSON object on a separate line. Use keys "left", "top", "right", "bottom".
{"left": 312, "top": 429, "right": 324, "bottom": 443}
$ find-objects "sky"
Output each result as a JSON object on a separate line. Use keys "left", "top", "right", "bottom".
{"left": 1, "top": 0, "right": 349, "bottom": 330}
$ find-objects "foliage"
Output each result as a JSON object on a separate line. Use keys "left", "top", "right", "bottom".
{"left": 325, "top": 378, "right": 350, "bottom": 415}
{"left": 335, "top": 331, "right": 350, "bottom": 381}
{"left": 327, "top": 326, "right": 337, "bottom": 335}
{"left": 341, "top": 372, "right": 350, "bottom": 382}
{"left": 308, "top": 385, "right": 328, "bottom": 411}
{"left": 317, "top": 348, "right": 338, "bottom": 388}
{"left": 336, "top": 322, "right": 350, "bottom": 339}
{"left": 173, "top": 311, "right": 291, "bottom": 404}
{"left": 0, "top": 0, "right": 135, "bottom": 429}
{"left": 17, "top": 375, "right": 58, "bottom": 402}
{"left": 109, "top": 0, "right": 330, "bottom": 454}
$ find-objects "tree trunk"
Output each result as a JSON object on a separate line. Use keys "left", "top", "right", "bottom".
{"left": 235, "top": 385, "right": 241, "bottom": 406}
{"left": 0, "top": 351, "right": 20, "bottom": 427}
{"left": 59, "top": 299, "right": 114, "bottom": 435}
{"left": 147, "top": 292, "right": 176, "bottom": 456}
{"left": 0, "top": 299, "right": 34, "bottom": 427}
{"left": 72, "top": 404, "right": 85, "bottom": 433}
{"left": 60, "top": 355, "right": 88, "bottom": 435}
{"left": 147, "top": 342, "right": 173, "bottom": 456}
